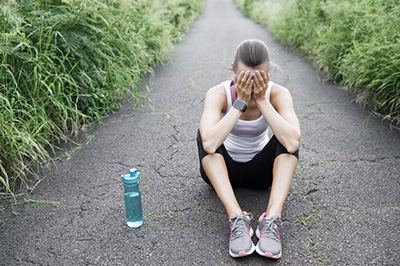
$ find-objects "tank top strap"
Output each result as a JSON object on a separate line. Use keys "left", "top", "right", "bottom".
{"left": 230, "top": 83, "right": 236, "bottom": 103}
{"left": 223, "top": 80, "right": 233, "bottom": 111}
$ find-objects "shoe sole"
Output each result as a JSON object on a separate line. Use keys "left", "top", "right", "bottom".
{"left": 229, "top": 228, "right": 255, "bottom": 258}
{"left": 255, "top": 228, "right": 282, "bottom": 259}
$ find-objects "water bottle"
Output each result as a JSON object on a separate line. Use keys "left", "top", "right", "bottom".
{"left": 121, "top": 168, "right": 143, "bottom": 228}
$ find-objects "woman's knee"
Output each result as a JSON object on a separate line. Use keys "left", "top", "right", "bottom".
{"left": 275, "top": 152, "right": 299, "bottom": 163}
{"left": 200, "top": 153, "right": 227, "bottom": 186}
{"left": 201, "top": 153, "right": 225, "bottom": 170}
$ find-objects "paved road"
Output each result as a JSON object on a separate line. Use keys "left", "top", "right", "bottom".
{"left": 1, "top": 0, "right": 399, "bottom": 265}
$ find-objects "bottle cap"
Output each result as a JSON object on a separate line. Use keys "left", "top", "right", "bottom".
{"left": 129, "top": 168, "right": 137, "bottom": 176}
{"left": 122, "top": 168, "right": 140, "bottom": 184}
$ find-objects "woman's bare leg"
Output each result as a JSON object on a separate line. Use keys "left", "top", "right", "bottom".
{"left": 202, "top": 153, "right": 242, "bottom": 218}
{"left": 266, "top": 153, "right": 298, "bottom": 217}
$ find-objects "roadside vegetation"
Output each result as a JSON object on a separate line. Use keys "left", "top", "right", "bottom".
{"left": 0, "top": 0, "right": 204, "bottom": 195}
{"left": 234, "top": 0, "right": 399, "bottom": 126}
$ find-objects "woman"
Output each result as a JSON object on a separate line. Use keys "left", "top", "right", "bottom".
{"left": 197, "top": 39, "right": 301, "bottom": 259}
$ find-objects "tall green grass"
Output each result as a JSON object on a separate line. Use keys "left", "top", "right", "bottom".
{"left": 0, "top": 0, "right": 204, "bottom": 195}
{"left": 234, "top": 0, "right": 400, "bottom": 125}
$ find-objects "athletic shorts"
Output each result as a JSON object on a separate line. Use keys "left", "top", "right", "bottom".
{"left": 196, "top": 129, "right": 299, "bottom": 189}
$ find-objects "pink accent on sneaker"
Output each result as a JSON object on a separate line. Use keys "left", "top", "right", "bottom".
{"left": 258, "top": 251, "right": 282, "bottom": 259}
{"left": 229, "top": 224, "right": 251, "bottom": 241}
{"left": 241, "top": 211, "right": 251, "bottom": 219}
{"left": 238, "top": 251, "right": 249, "bottom": 257}
{"left": 230, "top": 211, "right": 250, "bottom": 220}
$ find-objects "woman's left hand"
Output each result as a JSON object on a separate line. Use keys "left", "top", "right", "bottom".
{"left": 252, "top": 70, "right": 269, "bottom": 103}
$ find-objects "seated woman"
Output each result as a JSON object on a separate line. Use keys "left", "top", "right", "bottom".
{"left": 197, "top": 39, "right": 301, "bottom": 259}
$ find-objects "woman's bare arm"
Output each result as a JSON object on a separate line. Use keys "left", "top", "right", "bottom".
{"left": 257, "top": 85, "right": 301, "bottom": 153}
{"left": 199, "top": 85, "right": 243, "bottom": 154}
{"left": 252, "top": 70, "right": 300, "bottom": 153}
{"left": 200, "top": 71, "right": 254, "bottom": 154}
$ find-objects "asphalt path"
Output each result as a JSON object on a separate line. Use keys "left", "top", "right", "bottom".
{"left": 1, "top": 0, "right": 399, "bottom": 265}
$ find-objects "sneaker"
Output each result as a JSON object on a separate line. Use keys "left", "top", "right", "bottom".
{"left": 228, "top": 212, "right": 256, "bottom": 258}
{"left": 255, "top": 213, "right": 282, "bottom": 259}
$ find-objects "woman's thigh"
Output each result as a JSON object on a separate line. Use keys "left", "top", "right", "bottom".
{"left": 244, "top": 137, "right": 277, "bottom": 189}
{"left": 245, "top": 136, "right": 299, "bottom": 189}
{"left": 197, "top": 131, "right": 298, "bottom": 189}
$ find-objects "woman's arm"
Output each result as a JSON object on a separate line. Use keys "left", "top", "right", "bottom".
{"left": 257, "top": 87, "right": 301, "bottom": 153}
{"left": 253, "top": 71, "right": 301, "bottom": 153}
{"left": 199, "top": 85, "right": 242, "bottom": 154}
{"left": 199, "top": 71, "right": 253, "bottom": 154}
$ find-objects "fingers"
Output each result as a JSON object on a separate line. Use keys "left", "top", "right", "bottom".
{"left": 244, "top": 71, "right": 252, "bottom": 90}
{"left": 252, "top": 72, "right": 259, "bottom": 91}
{"left": 237, "top": 71, "right": 253, "bottom": 89}
{"left": 242, "top": 71, "right": 250, "bottom": 85}
{"left": 234, "top": 71, "right": 253, "bottom": 102}
{"left": 252, "top": 71, "right": 263, "bottom": 94}
{"left": 261, "top": 70, "right": 269, "bottom": 84}
{"left": 254, "top": 71, "right": 263, "bottom": 88}
{"left": 249, "top": 79, "right": 254, "bottom": 92}
{"left": 235, "top": 70, "right": 268, "bottom": 99}
{"left": 235, "top": 71, "right": 244, "bottom": 86}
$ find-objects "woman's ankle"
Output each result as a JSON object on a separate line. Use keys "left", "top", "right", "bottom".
{"left": 265, "top": 207, "right": 282, "bottom": 218}
{"left": 227, "top": 207, "right": 242, "bottom": 219}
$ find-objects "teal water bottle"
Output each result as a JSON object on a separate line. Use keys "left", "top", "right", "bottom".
{"left": 122, "top": 168, "right": 143, "bottom": 228}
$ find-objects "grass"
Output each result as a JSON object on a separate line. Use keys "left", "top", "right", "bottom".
{"left": 24, "top": 198, "right": 60, "bottom": 205}
{"left": 296, "top": 212, "right": 326, "bottom": 265}
{"left": 296, "top": 213, "right": 316, "bottom": 226}
{"left": 234, "top": 0, "right": 400, "bottom": 126}
{"left": 143, "top": 211, "right": 174, "bottom": 221}
{"left": 0, "top": 0, "right": 205, "bottom": 195}
{"left": 193, "top": 204, "right": 210, "bottom": 212}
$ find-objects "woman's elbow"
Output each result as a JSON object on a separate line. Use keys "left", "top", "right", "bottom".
{"left": 286, "top": 133, "right": 301, "bottom": 154}
{"left": 287, "top": 141, "right": 300, "bottom": 154}
{"left": 202, "top": 140, "right": 217, "bottom": 155}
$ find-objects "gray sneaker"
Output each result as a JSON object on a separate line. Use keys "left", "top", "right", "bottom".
{"left": 255, "top": 213, "right": 282, "bottom": 259}
{"left": 229, "top": 212, "right": 256, "bottom": 258}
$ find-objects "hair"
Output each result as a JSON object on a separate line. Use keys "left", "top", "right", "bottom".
{"left": 233, "top": 39, "right": 271, "bottom": 72}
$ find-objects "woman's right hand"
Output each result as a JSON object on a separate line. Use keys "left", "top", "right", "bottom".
{"left": 234, "top": 71, "right": 253, "bottom": 104}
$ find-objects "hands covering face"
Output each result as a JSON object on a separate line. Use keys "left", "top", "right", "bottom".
{"left": 234, "top": 70, "right": 269, "bottom": 104}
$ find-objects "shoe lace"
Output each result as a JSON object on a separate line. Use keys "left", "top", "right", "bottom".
{"left": 230, "top": 213, "right": 253, "bottom": 240}
{"left": 261, "top": 216, "right": 280, "bottom": 241}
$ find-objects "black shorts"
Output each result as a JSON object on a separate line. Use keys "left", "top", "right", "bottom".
{"left": 196, "top": 130, "right": 299, "bottom": 189}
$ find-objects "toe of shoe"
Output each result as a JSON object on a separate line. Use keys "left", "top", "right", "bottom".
{"left": 229, "top": 243, "right": 256, "bottom": 258}
{"left": 255, "top": 245, "right": 281, "bottom": 259}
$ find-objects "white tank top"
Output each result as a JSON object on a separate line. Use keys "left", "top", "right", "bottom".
{"left": 222, "top": 80, "right": 274, "bottom": 162}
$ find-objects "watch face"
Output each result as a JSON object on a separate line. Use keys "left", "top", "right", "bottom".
{"left": 233, "top": 100, "right": 247, "bottom": 112}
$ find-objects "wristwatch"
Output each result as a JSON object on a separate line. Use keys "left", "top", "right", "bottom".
{"left": 233, "top": 99, "right": 247, "bottom": 112}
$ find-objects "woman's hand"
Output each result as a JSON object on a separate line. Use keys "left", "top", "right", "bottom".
{"left": 252, "top": 70, "right": 269, "bottom": 104}
{"left": 234, "top": 71, "right": 253, "bottom": 104}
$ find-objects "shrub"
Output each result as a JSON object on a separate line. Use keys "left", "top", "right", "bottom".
{"left": 0, "top": 0, "right": 204, "bottom": 195}
{"left": 234, "top": 0, "right": 400, "bottom": 125}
